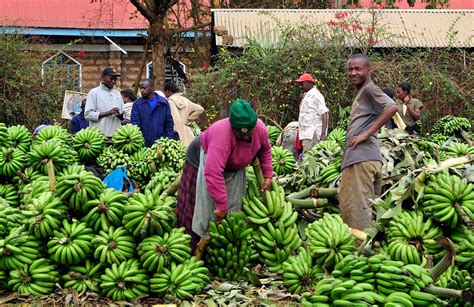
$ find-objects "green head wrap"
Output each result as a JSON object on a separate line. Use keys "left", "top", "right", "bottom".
{"left": 229, "top": 99, "right": 257, "bottom": 132}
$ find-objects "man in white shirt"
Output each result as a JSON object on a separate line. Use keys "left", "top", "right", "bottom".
{"left": 85, "top": 67, "right": 126, "bottom": 138}
{"left": 294, "top": 73, "right": 329, "bottom": 154}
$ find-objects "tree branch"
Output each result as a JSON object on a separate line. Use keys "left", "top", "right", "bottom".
{"left": 165, "top": 21, "right": 212, "bottom": 36}
{"left": 129, "top": 0, "right": 153, "bottom": 21}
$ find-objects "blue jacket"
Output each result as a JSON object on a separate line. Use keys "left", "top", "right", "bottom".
{"left": 131, "top": 94, "right": 174, "bottom": 147}
{"left": 70, "top": 112, "right": 89, "bottom": 134}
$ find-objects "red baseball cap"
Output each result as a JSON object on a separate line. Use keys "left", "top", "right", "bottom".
{"left": 294, "top": 73, "right": 315, "bottom": 83}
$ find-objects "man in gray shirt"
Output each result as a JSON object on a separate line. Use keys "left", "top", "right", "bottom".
{"left": 339, "top": 54, "right": 398, "bottom": 234}
{"left": 85, "top": 68, "right": 126, "bottom": 138}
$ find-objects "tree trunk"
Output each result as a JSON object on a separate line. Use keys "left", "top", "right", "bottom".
{"left": 150, "top": 18, "right": 166, "bottom": 90}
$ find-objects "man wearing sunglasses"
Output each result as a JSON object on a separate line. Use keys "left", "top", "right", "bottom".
{"left": 85, "top": 67, "right": 126, "bottom": 140}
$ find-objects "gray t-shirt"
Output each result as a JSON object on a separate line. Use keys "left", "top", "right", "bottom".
{"left": 341, "top": 80, "right": 395, "bottom": 170}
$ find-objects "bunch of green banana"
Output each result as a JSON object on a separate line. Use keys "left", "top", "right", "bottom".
{"left": 72, "top": 126, "right": 106, "bottom": 162}
{"left": 151, "top": 138, "right": 186, "bottom": 173}
{"left": 7, "top": 125, "right": 32, "bottom": 152}
{"left": 332, "top": 255, "right": 375, "bottom": 284}
{"left": 434, "top": 265, "right": 457, "bottom": 288}
{"left": 450, "top": 225, "right": 474, "bottom": 270}
{"left": 327, "top": 128, "right": 347, "bottom": 146}
{"left": 20, "top": 176, "right": 50, "bottom": 206}
{"left": 425, "top": 133, "right": 449, "bottom": 146}
{"left": 272, "top": 146, "right": 296, "bottom": 175}
{"left": 13, "top": 167, "right": 42, "bottom": 190}
{"left": 385, "top": 211, "right": 442, "bottom": 264}
{"left": 28, "top": 139, "right": 71, "bottom": 175}
{"left": 267, "top": 125, "right": 281, "bottom": 146}
{"left": 112, "top": 124, "right": 144, "bottom": 155}
{"left": 188, "top": 121, "right": 201, "bottom": 136}
{"left": 0, "top": 201, "right": 23, "bottom": 235}
{"left": 0, "top": 123, "right": 9, "bottom": 147}
{"left": 205, "top": 212, "right": 253, "bottom": 280}
{"left": 446, "top": 269, "right": 473, "bottom": 307}
{"left": 100, "top": 258, "right": 149, "bottom": 301}
{"left": 317, "top": 156, "right": 342, "bottom": 187}
{"left": 58, "top": 163, "right": 86, "bottom": 176}
{"left": 35, "top": 125, "right": 71, "bottom": 143}
{"left": 422, "top": 172, "right": 473, "bottom": 228}
{"left": 145, "top": 168, "right": 179, "bottom": 196}
{"left": 82, "top": 188, "right": 128, "bottom": 232}
{"left": 138, "top": 227, "right": 191, "bottom": 273}
{"left": 8, "top": 258, "right": 59, "bottom": 296}
{"left": 305, "top": 213, "right": 355, "bottom": 270}
{"left": 128, "top": 147, "right": 156, "bottom": 188}
{"left": 22, "top": 191, "right": 67, "bottom": 239}
{"left": 0, "top": 227, "right": 41, "bottom": 270}
{"left": 63, "top": 259, "right": 104, "bottom": 293}
{"left": 445, "top": 142, "right": 474, "bottom": 157}
{"left": 0, "top": 269, "right": 7, "bottom": 289}
{"left": 0, "top": 184, "right": 19, "bottom": 207}
{"left": 378, "top": 262, "right": 433, "bottom": 294}
{"left": 0, "top": 147, "right": 27, "bottom": 179}
{"left": 55, "top": 170, "right": 105, "bottom": 212}
{"left": 431, "top": 115, "right": 471, "bottom": 136}
{"left": 47, "top": 219, "right": 94, "bottom": 265}
{"left": 150, "top": 257, "right": 210, "bottom": 300}
{"left": 282, "top": 247, "right": 324, "bottom": 293}
{"left": 97, "top": 146, "right": 131, "bottom": 174}
{"left": 308, "top": 139, "right": 343, "bottom": 158}
{"left": 123, "top": 189, "right": 176, "bottom": 238}
{"left": 92, "top": 226, "right": 136, "bottom": 265}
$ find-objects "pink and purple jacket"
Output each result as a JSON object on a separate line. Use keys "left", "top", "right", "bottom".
{"left": 200, "top": 118, "right": 273, "bottom": 211}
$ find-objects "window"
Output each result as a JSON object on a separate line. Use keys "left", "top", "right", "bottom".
{"left": 42, "top": 51, "right": 82, "bottom": 91}
{"left": 146, "top": 58, "right": 186, "bottom": 91}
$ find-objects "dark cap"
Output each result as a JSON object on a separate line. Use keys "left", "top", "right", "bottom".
{"left": 102, "top": 67, "right": 121, "bottom": 77}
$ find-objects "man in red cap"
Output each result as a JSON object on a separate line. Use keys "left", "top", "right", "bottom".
{"left": 294, "top": 73, "right": 329, "bottom": 154}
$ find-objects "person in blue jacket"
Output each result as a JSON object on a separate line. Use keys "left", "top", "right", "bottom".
{"left": 131, "top": 79, "right": 174, "bottom": 147}
{"left": 70, "top": 99, "right": 89, "bottom": 134}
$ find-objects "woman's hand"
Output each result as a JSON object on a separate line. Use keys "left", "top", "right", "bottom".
{"left": 259, "top": 178, "right": 272, "bottom": 192}
{"left": 214, "top": 208, "right": 228, "bottom": 222}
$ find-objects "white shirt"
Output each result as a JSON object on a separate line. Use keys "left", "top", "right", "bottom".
{"left": 124, "top": 102, "right": 134, "bottom": 121}
{"left": 298, "top": 87, "right": 329, "bottom": 140}
{"left": 84, "top": 83, "right": 126, "bottom": 137}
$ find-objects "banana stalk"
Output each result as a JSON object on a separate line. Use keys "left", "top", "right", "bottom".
{"left": 287, "top": 186, "right": 337, "bottom": 200}
{"left": 46, "top": 159, "right": 56, "bottom": 193}
{"left": 423, "top": 284, "right": 466, "bottom": 300}
{"left": 430, "top": 237, "right": 455, "bottom": 282}
{"left": 251, "top": 159, "right": 265, "bottom": 186}
{"left": 288, "top": 198, "right": 328, "bottom": 209}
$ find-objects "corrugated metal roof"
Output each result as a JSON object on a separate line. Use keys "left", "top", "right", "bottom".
{"left": 213, "top": 9, "right": 473, "bottom": 48}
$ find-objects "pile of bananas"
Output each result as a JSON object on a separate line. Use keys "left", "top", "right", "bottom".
{"left": 317, "top": 156, "right": 342, "bottom": 187}
{"left": 282, "top": 247, "right": 324, "bottom": 293}
{"left": 22, "top": 192, "right": 67, "bottom": 239}
{"left": 150, "top": 257, "right": 210, "bottom": 300}
{"left": 56, "top": 170, "right": 105, "bottom": 212}
{"left": 92, "top": 226, "right": 136, "bottom": 265}
{"left": 112, "top": 124, "right": 144, "bottom": 155}
{"left": 0, "top": 227, "right": 41, "bottom": 270}
{"left": 82, "top": 188, "right": 128, "bottom": 232}
{"left": 267, "top": 125, "right": 281, "bottom": 146}
{"left": 244, "top": 181, "right": 301, "bottom": 273}
{"left": 72, "top": 127, "right": 106, "bottom": 162}
{"left": 309, "top": 139, "right": 343, "bottom": 158}
{"left": 151, "top": 138, "right": 186, "bottom": 173}
{"left": 431, "top": 115, "right": 471, "bottom": 136}
{"left": 422, "top": 172, "right": 473, "bottom": 228}
{"left": 100, "top": 258, "right": 149, "bottom": 301}
{"left": 327, "top": 128, "right": 346, "bottom": 146}
{"left": 271, "top": 146, "right": 296, "bottom": 175}
{"left": 205, "top": 212, "right": 253, "bottom": 280}
{"left": 137, "top": 227, "right": 191, "bottom": 273}
{"left": 122, "top": 189, "right": 176, "bottom": 237}
{"left": 305, "top": 213, "right": 355, "bottom": 270}
{"left": 35, "top": 125, "right": 70, "bottom": 143}
{"left": 97, "top": 146, "right": 131, "bottom": 173}
{"left": 28, "top": 139, "right": 77, "bottom": 175}
{"left": 20, "top": 176, "right": 49, "bottom": 206}
{"left": 63, "top": 260, "right": 104, "bottom": 293}
{"left": 8, "top": 258, "right": 59, "bottom": 296}
{"left": 0, "top": 147, "right": 27, "bottom": 179}
{"left": 7, "top": 125, "right": 32, "bottom": 152}
{"left": 13, "top": 167, "right": 42, "bottom": 190}
{"left": 47, "top": 219, "right": 94, "bottom": 265}
{"left": 425, "top": 133, "right": 449, "bottom": 146}
{"left": 444, "top": 142, "right": 474, "bottom": 157}
{"left": 446, "top": 269, "right": 473, "bottom": 306}
{"left": 0, "top": 201, "right": 23, "bottom": 235}
{"left": 385, "top": 211, "right": 442, "bottom": 264}
{"left": 450, "top": 225, "right": 474, "bottom": 270}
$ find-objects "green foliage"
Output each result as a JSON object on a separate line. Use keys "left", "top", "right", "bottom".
{"left": 0, "top": 33, "right": 70, "bottom": 129}
{"left": 187, "top": 12, "right": 472, "bottom": 131}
